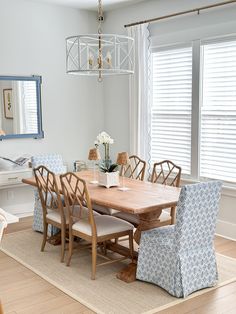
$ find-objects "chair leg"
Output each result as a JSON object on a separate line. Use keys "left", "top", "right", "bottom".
{"left": 129, "top": 230, "right": 134, "bottom": 263}
{"left": 0, "top": 301, "right": 4, "bottom": 314}
{"left": 41, "top": 222, "right": 48, "bottom": 252}
{"left": 61, "top": 227, "right": 66, "bottom": 263}
{"left": 67, "top": 232, "right": 74, "bottom": 267}
{"left": 103, "top": 241, "right": 107, "bottom": 255}
{"left": 170, "top": 206, "right": 176, "bottom": 225}
{"left": 91, "top": 240, "right": 97, "bottom": 280}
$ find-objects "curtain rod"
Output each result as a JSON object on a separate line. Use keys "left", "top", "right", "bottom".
{"left": 124, "top": 0, "right": 236, "bottom": 28}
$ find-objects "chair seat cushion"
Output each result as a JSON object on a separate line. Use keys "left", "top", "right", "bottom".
{"left": 46, "top": 206, "right": 100, "bottom": 224}
{"left": 46, "top": 209, "right": 67, "bottom": 224}
{"left": 93, "top": 204, "right": 119, "bottom": 215}
{"left": 72, "top": 215, "right": 134, "bottom": 237}
{"left": 113, "top": 210, "right": 171, "bottom": 225}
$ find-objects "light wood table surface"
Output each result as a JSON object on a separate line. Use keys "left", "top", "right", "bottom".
{"left": 22, "top": 170, "right": 181, "bottom": 282}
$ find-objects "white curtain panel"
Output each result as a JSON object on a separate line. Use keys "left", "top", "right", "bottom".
{"left": 128, "top": 24, "right": 152, "bottom": 168}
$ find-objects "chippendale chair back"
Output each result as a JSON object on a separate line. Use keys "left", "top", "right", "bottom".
{"left": 34, "top": 165, "right": 66, "bottom": 262}
{"left": 151, "top": 160, "right": 181, "bottom": 187}
{"left": 121, "top": 155, "right": 146, "bottom": 181}
{"left": 34, "top": 166, "right": 64, "bottom": 221}
{"left": 150, "top": 160, "right": 181, "bottom": 224}
{"left": 60, "top": 172, "right": 96, "bottom": 235}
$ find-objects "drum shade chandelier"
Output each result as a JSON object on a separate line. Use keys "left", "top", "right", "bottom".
{"left": 66, "top": 0, "right": 134, "bottom": 82}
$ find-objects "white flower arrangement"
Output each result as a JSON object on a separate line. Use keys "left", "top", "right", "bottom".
{"left": 94, "top": 131, "right": 114, "bottom": 146}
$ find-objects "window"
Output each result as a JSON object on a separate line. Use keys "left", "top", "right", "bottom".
{"left": 200, "top": 39, "right": 236, "bottom": 183}
{"left": 151, "top": 36, "right": 236, "bottom": 184}
{"left": 151, "top": 45, "right": 192, "bottom": 174}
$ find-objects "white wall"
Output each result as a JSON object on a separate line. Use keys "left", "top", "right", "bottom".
{"left": 103, "top": 0, "right": 236, "bottom": 240}
{"left": 0, "top": 0, "right": 103, "bottom": 215}
{"left": 0, "top": 0, "right": 103, "bottom": 167}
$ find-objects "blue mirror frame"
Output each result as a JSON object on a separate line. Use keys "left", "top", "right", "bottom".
{"left": 0, "top": 75, "right": 44, "bottom": 140}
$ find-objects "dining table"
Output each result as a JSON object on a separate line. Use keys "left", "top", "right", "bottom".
{"left": 22, "top": 170, "right": 181, "bottom": 282}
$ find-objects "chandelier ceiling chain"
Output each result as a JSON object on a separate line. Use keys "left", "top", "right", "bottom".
{"left": 98, "top": 0, "right": 103, "bottom": 34}
{"left": 66, "top": 0, "right": 134, "bottom": 81}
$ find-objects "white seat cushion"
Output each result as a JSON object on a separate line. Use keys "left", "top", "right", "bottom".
{"left": 46, "top": 208, "right": 68, "bottom": 224}
{"left": 93, "top": 204, "right": 119, "bottom": 216}
{"left": 46, "top": 206, "right": 100, "bottom": 224}
{"left": 113, "top": 210, "right": 171, "bottom": 225}
{"left": 72, "top": 215, "right": 134, "bottom": 237}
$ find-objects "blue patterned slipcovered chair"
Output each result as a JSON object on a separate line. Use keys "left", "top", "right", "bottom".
{"left": 31, "top": 154, "right": 66, "bottom": 234}
{"left": 136, "top": 181, "right": 222, "bottom": 298}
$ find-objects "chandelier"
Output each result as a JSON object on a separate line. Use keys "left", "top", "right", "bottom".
{"left": 66, "top": 0, "right": 134, "bottom": 82}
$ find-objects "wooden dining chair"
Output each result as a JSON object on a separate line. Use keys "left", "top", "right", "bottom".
{"left": 34, "top": 165, "right": 67, "bottom": 262}
{"left": 121, "top": 155, "right": 146, "bottom": 181}
{"left": 151, "top": 160, "right": 182, "bottom": 224}
{"left": 60, "top": 172, "right": 134, "bottom": 280}
{"left": 114, "top": 160, "right": 181, "bottom": 227}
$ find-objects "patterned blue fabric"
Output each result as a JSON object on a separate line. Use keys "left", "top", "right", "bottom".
{"left": 31, "top": 154, "right": 66, "bottom": 234}
{"left": 136, "top": 181, "right": 222, "bottom": 298}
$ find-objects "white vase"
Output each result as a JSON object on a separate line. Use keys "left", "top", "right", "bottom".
{"left": 98, "top": 171, "right": 119, "bottom": 188}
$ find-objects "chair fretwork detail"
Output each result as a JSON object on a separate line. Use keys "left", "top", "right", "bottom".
{"left": 151, "top": 160, "right": 181, "bottom": 225}
{"left": 122, "top": 155, "right": 146, "bottom": 181}
{"left": 151, "top": 160, "right": 181, "bottom": 187}
{"left": 60, "top": 172, "right": 96, "bottom": 232}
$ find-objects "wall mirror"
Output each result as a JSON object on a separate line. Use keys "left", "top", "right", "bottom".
{"left": 0, "top": 75, "right": 43, "bottom": 140}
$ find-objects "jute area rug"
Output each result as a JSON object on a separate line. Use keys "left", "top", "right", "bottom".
{"left": 1, "top": 229, "right": 236, "bottom": 314}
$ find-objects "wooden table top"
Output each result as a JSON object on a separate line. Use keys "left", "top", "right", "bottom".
{"left": 22, "top": 170, "right": 181, "bottom": 215}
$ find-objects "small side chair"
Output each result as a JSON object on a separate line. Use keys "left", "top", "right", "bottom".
{"left": 137, "top": 181, "right": 222, "bottom": 298}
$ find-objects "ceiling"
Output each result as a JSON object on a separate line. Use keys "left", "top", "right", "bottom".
{"left": 30, "top": 0, "right": 146, "bottom": 10}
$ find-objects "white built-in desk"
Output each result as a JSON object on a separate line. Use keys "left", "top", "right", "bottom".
{"left": 0, "top": 168, "right": 32, "bottom": 189}
{"left": 0, "top": 168, "right": 33, "bottom": 218}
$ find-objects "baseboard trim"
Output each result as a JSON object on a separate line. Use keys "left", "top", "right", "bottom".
{"left": 216, "top": 219, "right": 236, "bottom": 241}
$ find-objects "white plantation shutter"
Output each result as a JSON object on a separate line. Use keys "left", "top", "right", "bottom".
{"left": 200, "top": 38, "right": 236, "bottom": 183}
{"left": 20, "top": 81, "right": 38, "bottom": 134}
{"left": 151, "top": 45, "right": 192, "bottom": 174}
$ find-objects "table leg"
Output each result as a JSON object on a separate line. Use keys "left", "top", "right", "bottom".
{"left": 116, "top": 209, "right": 163, "bottom": 283}
{"left": 134, "top": 209, "right": 162, "bottom": 244}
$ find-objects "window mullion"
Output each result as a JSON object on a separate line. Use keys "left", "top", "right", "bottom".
{"left": 191, "top": 40, "right": 201, "bottom": 180}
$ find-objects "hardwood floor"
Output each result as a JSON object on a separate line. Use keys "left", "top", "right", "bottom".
{"left": 1, "top": 217, "right": 236, "bottom": 314}
{"left": 1, "top": 217, "right": 93, "bottom": 314}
